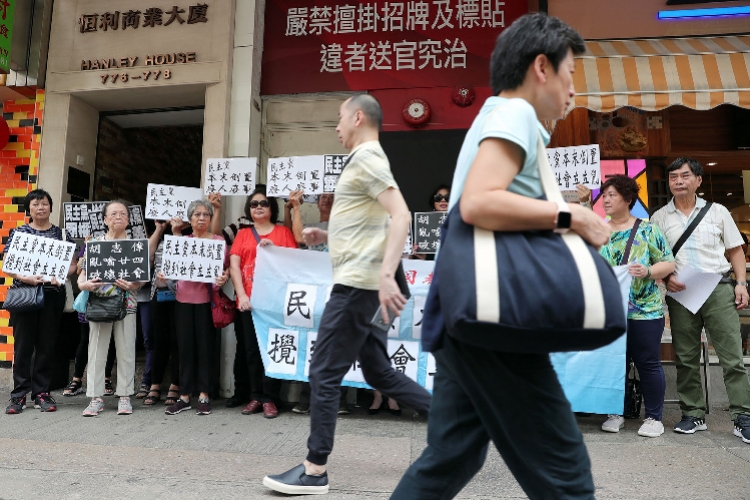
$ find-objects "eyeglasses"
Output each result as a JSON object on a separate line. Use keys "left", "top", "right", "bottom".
{"left": 107, "top": 211, "right": 128, "bottom": 218}
{"left": 433, "top": 194, "right": 449, "bottom": 203}
{"left": 250, "top": 200, "right": 270, "bottom": 208}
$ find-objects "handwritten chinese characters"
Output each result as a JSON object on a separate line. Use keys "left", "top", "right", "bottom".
{"left": 63, "top": 202, "right": 106, "bottom": 239}
{"left": 204, "top": 158, "right": 257, "bottom": 196}
{"left": 145, "top": 183, "right": 203, "bottom": 221}
{"left": 545, "top": 144, "right": 601, "bottom": 190}
{"left": 160, "top": 235, "right": 225, "bottom": 284}
{"left": 3, "top": 233, "right": 76, "bottom": 282}
{"left": 413, "top": 211, "right": 447, "bottom": 254}
{"left": 79, "top": 4, "right": 209, "bottom": 34}
{"left": 86, "top": 239, "right": 150, "bottom": 283}
{"left": 267, "top": 156, "right": 326, "bottom": 197}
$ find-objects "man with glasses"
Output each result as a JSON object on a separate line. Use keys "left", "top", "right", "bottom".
{"left": 651, "top": 157, "right": 750, "bottom": 444}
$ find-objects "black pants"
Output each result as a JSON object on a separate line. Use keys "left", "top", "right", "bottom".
{"left": 307, "top": 285, "right": 432, "bottom": 466}
{"left": 73, "top": 323, "right": 115, "bottom": 379}
{"left": 232, "top": 314, "right": 251, "bottom": 400}
{"left": 175, "top": 302, "right": 215, "bottom": 396}
{"left": 627, "top": 318, "right": 666, "bottom": 421}
{"left": 11, "top": 288, "right": 65, "bottom": 399}
{"left": 150, "top": 296, "right": 179, "bottom": 387}
{"left": 237, "top": 311, "right": 280, "bottom": 403}
{"left": 391, "top": 335, "right": 595, "bottom": 500}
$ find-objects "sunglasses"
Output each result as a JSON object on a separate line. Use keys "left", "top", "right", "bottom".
{"left": 433, "top": 194, "right": 450, "bottom": 203}
{"left": 250, "top": 200, "right": 270, "bottom": 208}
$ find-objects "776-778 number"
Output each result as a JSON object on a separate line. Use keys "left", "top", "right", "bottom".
{"left": 101, "top": 69, "right": 172, "bottom": 84}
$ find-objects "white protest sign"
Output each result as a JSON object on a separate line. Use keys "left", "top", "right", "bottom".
{"left": 267, "top": 156, "right": 325, "bottom": 196}
{"left": 205, "top": 158, "right": 257, "bottom": 196}
{"left": 145, "top": 184, "right": 203, "bottom": 221}
{"left": 3, "top": 232, "right": 76, "bottom": 282}
{"left": 160, "top": 235, "right": 226, "bottom": 283}
{"left": 546, "top": 144, "right": 601, "bottom": 190}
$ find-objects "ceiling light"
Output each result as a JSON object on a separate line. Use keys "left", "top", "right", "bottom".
{"left": 707, "top": 162, "right": 717, "bottom": 166}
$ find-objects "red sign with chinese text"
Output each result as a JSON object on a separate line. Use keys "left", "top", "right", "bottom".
{"left": 261, "top": 0, "right": 528, "bottom": 95}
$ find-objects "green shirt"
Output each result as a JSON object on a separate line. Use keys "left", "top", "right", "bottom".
{"left": 599, "top": 220, "right": 674, "bottom": 320}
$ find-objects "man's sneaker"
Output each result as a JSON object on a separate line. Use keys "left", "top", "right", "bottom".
{"left": 82, "top": 398, "right": 105, "bottom": 417}
{"left": 5, "top": 396, "right": 26, "bottom": 415}
{"left": 117, "top": 396, "right": 133, "bottom": 415}
{"left": 263, "top": 464, "right": 329, "bottom": 495}
{"left": 196, "top": 398, "right": 211, "bottom": 415}
{"left": 637, "top": 418, "right": 664, "bottom": 438}
{"left": 673, "top": 415, "right": 707, "bottom": 434}
{"left": 165, "top": 398, "right": 191, "bottom": 415}
{"left": 292, "top": 403, "right": 310, "bottom": 414}
{"left": 34, "top": 393, "right": 57, "bottom": 412}
{"left": 601, "top": 415, "right": 625, "bottom": 433}
{"left": 338, "top": 405, "right": 351, "bottom": 415}
{"left": 733, "top": 414, "right": 750, "bottom": 444}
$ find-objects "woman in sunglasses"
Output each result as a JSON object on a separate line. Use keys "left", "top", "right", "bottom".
{"left": 229, "top": 186, "right": 298, "bottom": 418}
{"left": 430, "top": 184, "right": 451, "bottom": 212}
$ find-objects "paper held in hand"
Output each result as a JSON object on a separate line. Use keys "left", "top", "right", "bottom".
{"left": 666, "top": 265, "right": 723, "bottom": 314}
{"left": 204, "top": 158, "right": 257, "bottom": 196}
{"left": 160, "top": 235, "right": 226, "bottom": 284}
{"left": 2, "top": 232, "right": 76, "bottom": 282}
{"left": 145, "top": 184, "right": 203, "bottom": 221}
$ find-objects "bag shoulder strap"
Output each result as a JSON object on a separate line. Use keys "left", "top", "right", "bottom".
{"left": 620, "top": 219, "right": 642, "bottom": 265}
{"left": 250, "top": 226, "right": 261, "bottom": 243}
{"left": 671, "top": 202, "right": 713, "bottom": 256}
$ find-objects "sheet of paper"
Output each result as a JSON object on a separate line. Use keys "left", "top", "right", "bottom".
{"left": 666, "top": 265, "right": 722, "bottom": 314}
{"left": 145, "top": 184, "right": 203, "bottom": 221}
{"left": 204, "top": 157, "right": 257, "bottom": 196}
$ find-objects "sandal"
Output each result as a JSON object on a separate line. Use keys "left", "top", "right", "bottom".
{"left": 63, "top": 379, "right": 84, "bottom": 397}
{"left": 164, "top": 390, "right": 180, "bottom": 406}
{"left": 143, "top": 390, "right": 161, "bottom": 406}
{"left": 135, "top": 384, "right": 149, "bottom": 399}
{"left": 104, "top": 379, "right": 115, "bottom": 397}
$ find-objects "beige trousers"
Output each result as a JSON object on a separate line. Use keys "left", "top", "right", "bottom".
{"left": 86, "top": 313, "right": 137, "bottom": 398}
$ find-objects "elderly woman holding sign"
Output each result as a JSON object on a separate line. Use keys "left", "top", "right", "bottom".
{"left": 159, "top": 199, "right": 229, "bottom": 416}
{"left": 3, "top": 189, "right": 77, "bottom": 415}
{"left": 78, "top": 200, "right": 145, "bottom": 417}
{"left": 230, "top": 186, "right": 297, "bottom": 419}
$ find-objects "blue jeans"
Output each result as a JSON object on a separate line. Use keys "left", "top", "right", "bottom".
{"left": 391, "top": 334, "right": 595, "bottom": 500}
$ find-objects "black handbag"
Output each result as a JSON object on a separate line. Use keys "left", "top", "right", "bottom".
{"left": 623, "top": 362, "right": 643, "bottom": 419}
{"left": 85, "top": 292, "right": 127, "bottom": 323}
{"left": 433, "top": 136, "right": 627, "bottom": 354}
{"left": 3, "top": 284, "right": 45, "bottom": 313}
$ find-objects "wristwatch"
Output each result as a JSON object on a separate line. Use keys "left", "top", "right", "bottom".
{"left": 554, "top": 201, "right": 571, "bottom": 234}
{"left": 737, "top": 281, "right": 748, "bottom": 287}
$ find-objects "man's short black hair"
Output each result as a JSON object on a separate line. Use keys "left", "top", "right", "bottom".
{"left": 347, "top": 94, "right": 382, "bottom": 130}
{"left": 666, "top": 157, "right": 704, "bottom": 177}
{"left": 490, "top": 13, "right": 585, "bottom": 94}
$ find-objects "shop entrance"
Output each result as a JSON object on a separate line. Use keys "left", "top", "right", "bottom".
{"left": 90, "top": 107, "right": 205, "bottom": 206}
{"left": 381, "top": 129, "right": 467, "bottom": 214}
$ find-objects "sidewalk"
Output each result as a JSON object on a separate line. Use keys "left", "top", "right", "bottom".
{"left": 0, "top": 390, "right": 748, "bottom": 499}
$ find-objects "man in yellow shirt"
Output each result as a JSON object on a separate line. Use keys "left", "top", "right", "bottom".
{"left": 263, "top": 94, "right": 432, "bottom": 495}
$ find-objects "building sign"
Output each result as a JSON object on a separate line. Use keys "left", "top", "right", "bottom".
{"left": 261, "top": 0, "right": 528, "bottom": 94}
{"left": 0, "top": 0, "right": 14, "bottom": 74}
{"left": 78, "top": 4, "right": 209, "bottom": 33}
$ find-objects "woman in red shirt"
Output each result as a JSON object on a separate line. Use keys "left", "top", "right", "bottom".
{"left": 230, "top": 187, "right": 297, "bottom": 418}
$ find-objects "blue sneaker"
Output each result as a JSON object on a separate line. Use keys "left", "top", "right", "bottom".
{"left": 263, "top": 464, "right": 329, "bottom": 495}
{"left": 734, "top": 414, "right": 750, "bottom": 444}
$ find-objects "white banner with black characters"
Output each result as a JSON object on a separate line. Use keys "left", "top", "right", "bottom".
{"left": 251, "top": 246, "right": 436, "bottom": 390}
{"left": 2, "top": 233, "right": 76, "bottom": 282}
{"left": 267, "top": 156, "right": 326, "bottom": 197}
{"left": 413, "top": 211, "right": 447, "bottom": 255}
{"left": 145, "top": 184, "right": 203, "bottom": 221}
{"left": 204, "top": 158, "right": 257, "bottom": 196}
{"left": 63, "top": 202, "right": 106, "bottom": 239}
{"left": 86, "top": 239, "right": 150, "bottom": 283}
{"left": 87, "top": 205, "right": 147, "bottom": 240}
{"left": 160, "top": 235, "right": 226, "bottom": 284}
{"left": 546, "top": 144, "right": 601, "bottom": 190}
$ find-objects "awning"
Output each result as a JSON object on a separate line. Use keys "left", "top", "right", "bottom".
{"left": 573, "top": 35, "right": 750, "bottom": 113}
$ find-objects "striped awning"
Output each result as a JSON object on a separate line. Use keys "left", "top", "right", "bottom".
{"left": 573, "top": 35, "right": 750, "bottom": 113}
